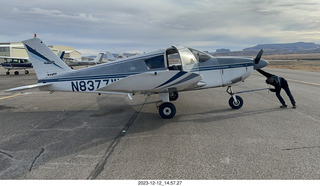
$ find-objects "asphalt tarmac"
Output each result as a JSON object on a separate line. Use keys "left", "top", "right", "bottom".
{"left": 0, "top": 67, "right": 320, "bottom": 179}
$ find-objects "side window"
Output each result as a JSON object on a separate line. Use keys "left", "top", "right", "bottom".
{"left": 145, "top": 55, "right": 165, "bottom": 69}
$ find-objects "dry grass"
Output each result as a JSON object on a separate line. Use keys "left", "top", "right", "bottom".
{"left": 263, "top": 53, "right": 320, "bottom": 72}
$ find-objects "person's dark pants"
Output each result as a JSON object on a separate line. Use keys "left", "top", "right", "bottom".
{"left": 276, "top": 86, "right": 296, "bottom": 106}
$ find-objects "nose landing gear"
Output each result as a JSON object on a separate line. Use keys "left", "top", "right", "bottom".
{"left": 226, "top": 86, "right": 244, "bottom": 109}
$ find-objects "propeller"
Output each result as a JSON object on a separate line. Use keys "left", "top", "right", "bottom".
{"left": 254, "top": 49, "right": 263, "bottom": 64}
{"left": 253, "top": 49, "right": 268, "bottom": 69}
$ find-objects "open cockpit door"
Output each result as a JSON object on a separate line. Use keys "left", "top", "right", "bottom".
{"left": 166, "top": 46, "right": 200, "bottom": 73}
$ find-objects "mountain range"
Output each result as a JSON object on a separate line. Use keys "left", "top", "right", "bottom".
{"left": 214, "top": 42, "right": 320, "bottom": 56}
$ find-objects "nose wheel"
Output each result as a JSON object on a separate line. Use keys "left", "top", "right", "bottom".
{"left": 226, "top": 86, "right": 244, "bottom": 109}
{"left": 228, "top": 95, "right": 243, "bottom": 109}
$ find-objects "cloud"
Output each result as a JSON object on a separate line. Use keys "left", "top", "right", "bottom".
{"left": 0, "top": 0, "right": 320, "bottom": 55}
{"left": 13, "top": 7, "right": 100, "bottom": 22}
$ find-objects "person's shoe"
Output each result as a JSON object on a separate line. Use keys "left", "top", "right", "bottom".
{"left": 292, "top": 105, "right": 297, "bottom": 109}
{"left": 280, "top": 105, "right": 287, "bottom": 108}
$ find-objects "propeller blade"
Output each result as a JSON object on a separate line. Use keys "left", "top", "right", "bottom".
{"left": 254, "top": 49, "right": 263, "bottom": 64}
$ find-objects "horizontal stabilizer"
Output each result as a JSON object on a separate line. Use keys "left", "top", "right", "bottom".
{"left": 6, "top": 83, "right": 51, "bottom": 92}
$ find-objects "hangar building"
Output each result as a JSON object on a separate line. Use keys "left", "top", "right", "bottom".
{"left": 0, "top": 42, "right": 81, "bottom": 62}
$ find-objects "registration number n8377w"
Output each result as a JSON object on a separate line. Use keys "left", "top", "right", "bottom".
{"left": 71, "top": 79, "right": 119, "bottom": 91}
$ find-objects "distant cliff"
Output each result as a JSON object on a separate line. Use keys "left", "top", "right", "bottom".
{"left": 243, "top": 42, "right": 320, "bottom": 52}
{"left": 213, "top": 42, "right": 320, "bottom": 56}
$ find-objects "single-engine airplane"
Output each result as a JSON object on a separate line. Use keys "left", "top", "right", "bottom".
{"left": 0, "top": 56, "right": 32, "bottom": 75}
{"left": 64, "top": 53, "right": 104, "bottom": 68}
{"left": 7, "top": 36, "right": 268, "bottom": 118}
{"left": 0, "top": 51, "right": 64, "bottom": 75}
{"left": 105, "top": 52, "right": 117, "bottom": 62}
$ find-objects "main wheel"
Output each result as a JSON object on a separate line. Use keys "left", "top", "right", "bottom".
{"left": 6, "top": 71, "right": 10, "bottom": 75}
{"left": 229, "top": 96, "right": 243, "bottom": 109}
{"left": 169, "top": 92, "right": 179, "bottom": 101}
{"left": 159, "top": 102, "right": 176, "bottom": 119}
{"left": 25, "top": 70, "right": 29, "bottom": 74}
{"left": 14, "top": 71, "right": 19, "bottom": 75}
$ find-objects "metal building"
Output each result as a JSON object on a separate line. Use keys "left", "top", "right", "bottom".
{"left": 0, "top": 42, "right": 82, "bottom": 62}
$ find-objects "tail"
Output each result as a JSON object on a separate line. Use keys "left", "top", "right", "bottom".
{"left": 22, "top": 37, "right": 72, "bottom": 79}
{"left": 105, "top": 52, "right": 117, "bottom": 61}
{"left": 57, "top": 50, "right": 65, "bottom": 59}
{"left": 93, "top": 53, "right": 104, "bottom": 64}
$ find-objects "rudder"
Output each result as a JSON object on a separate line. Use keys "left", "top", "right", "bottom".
{"left": 22, "top": 37, "right": 72, "bottom": 80}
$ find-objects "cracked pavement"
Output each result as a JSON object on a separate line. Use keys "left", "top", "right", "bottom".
{"left": 1, "top": 68, "right": 320, "bottom": 179}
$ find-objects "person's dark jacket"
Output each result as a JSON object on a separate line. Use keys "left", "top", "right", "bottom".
{"left": 257, "top": 69, "right": 288, "bottom": 92}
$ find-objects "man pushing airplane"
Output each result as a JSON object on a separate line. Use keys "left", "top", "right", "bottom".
{"left": 257, "top": 69, "right": 296, "bottom": 108}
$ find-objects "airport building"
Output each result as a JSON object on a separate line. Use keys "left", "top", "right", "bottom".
{"left": 0, "top": 42, "right": 81, "bottom": 62}
{"left": 48, "top": 45, "right": 82, "bottom": 59}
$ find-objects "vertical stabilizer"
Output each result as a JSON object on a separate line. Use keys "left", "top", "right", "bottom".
{"left": 22, "top": 37, "right": 72, "bottom": 80}
{"left": 57, "top": 50, "right": 65, "bottom": 59}
{"left": 93, "top": 53, "right": 104, "bottom": 64}
{"left": 105, "top": 52, "right": 117, "bottom": 61}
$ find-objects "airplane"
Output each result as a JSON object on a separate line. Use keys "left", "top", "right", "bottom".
{"left": 64, "top": 53, "right": 104, "bottom": 68}
{"left": 105, "top": 52, "right": 117, "bottom": 62}
{"left": 0, "top": 51, "right": 65, "bottom": 75}
{"left": 0, "top": 56, "right": 32, "bottom": 75}
{"left": 7, "top": 36, "right": 268, "bottom": 119}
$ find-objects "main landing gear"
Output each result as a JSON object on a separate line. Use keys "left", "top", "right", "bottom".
{"left": 157, "top": 87, "right": 244, "bottom": 119}
{"left": 157, "top": 92, "right": 178, "bottom": 119}
{"left": 226, "top": 86, "right": 244, "bottom": 109}
{"left": 5, "top": 70, "right": 29, "bottom": 75}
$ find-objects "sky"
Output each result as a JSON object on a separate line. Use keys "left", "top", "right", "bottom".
{"left": 1, "top": 0, "right": 320, "bottom": 55}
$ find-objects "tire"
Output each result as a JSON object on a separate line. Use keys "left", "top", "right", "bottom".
{"left": 159, "top": 102, "right": 176, "bottom": 119}
{"left": 6, "top": 71, "right": 10, "bottom": 75}
{"left": 169, "top": 92, "right": 179, "bottom": 101}
{"left": 25, "top": 70, "right": 29, "bottom": 74}
{"left": 14, "top": 71, "right": 19, "bottom": 75}
{"left": 229, "top": 96, "right": 243, "bottom": 109}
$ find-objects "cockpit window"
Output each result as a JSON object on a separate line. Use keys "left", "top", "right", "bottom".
{"left": 145, "top": 55, "right": 165, "bottom": 69}
{"left": 189, "top": 48, "right": 212, "bottom": 63}
{"left": 179, "top": 49, "right": 196, "bottom": 65}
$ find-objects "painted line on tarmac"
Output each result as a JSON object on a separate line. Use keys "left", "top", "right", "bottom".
{"left": 0, "top": 94, "right": 21, "bottom": 100}
{"left": 286, "top": 79, "right": 320, "bottom": 86}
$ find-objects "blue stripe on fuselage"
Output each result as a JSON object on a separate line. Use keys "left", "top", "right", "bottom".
{"left": 38, "top": 62, "right": 253, "bottom": 83}
{"left": 25, "top": 44, "right": 64, "bottom": 69}
{"left": 155, "top": 71, "right": 187, "bottom": 88}
{"left": 191, "top": 62, "right": 253, "bottom": 72}
{"left": 38, "top": 72, "right": 139, "bottom": 83}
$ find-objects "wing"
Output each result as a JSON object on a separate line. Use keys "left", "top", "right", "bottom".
{"left": 6, "top": 83, "right": 52, "bottom": 92}
{"left": 0, "top": 56, "right": 28, "bottom": 60}
{"left": 97, "top": 71, "right": 202, "bottom": 93}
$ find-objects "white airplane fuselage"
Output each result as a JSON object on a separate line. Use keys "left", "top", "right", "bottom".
{"left": 36, "top": 47, "right": 264, "bottom": 94}
{"left": 9, "top": 38, "right": 268, "bottom": 118}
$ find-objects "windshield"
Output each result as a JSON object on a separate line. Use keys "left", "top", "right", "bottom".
{"left": 189, "top": 48, "right": 212, "bottom": 63}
